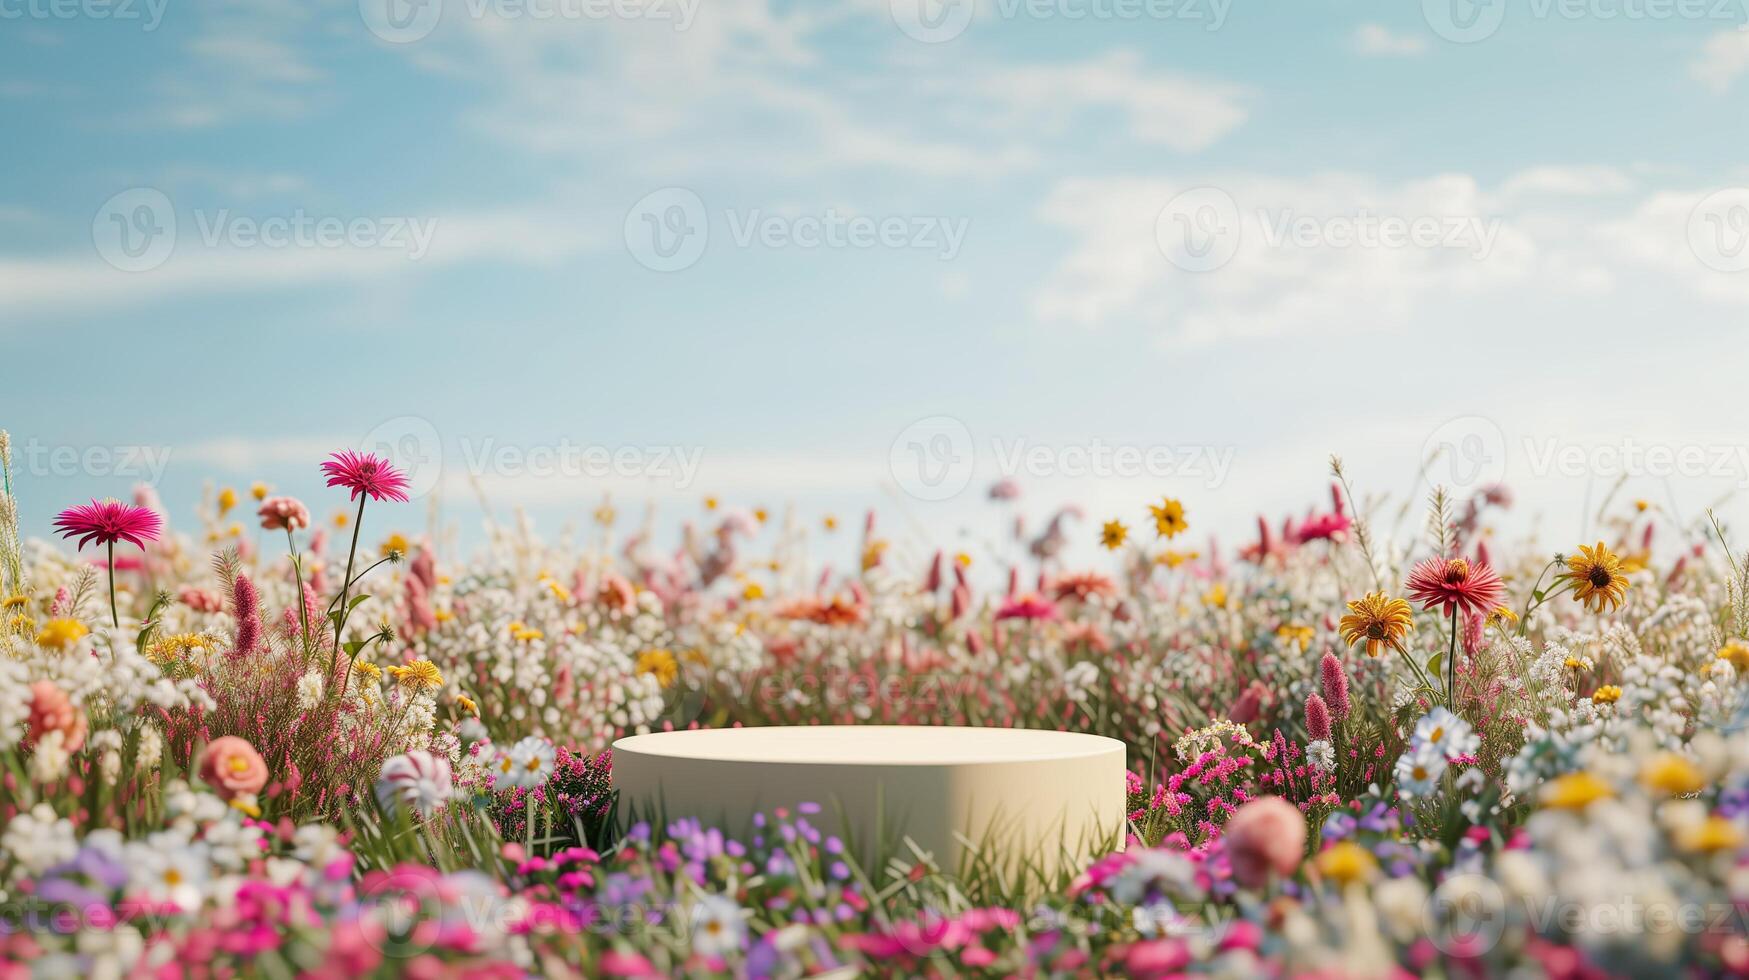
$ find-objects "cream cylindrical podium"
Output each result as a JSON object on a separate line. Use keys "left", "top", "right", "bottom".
{"left": 612, "top": 726, "right": 1125, "bottom": 880}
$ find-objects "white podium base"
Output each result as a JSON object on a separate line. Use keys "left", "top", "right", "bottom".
{"left": 612, "top": 726, "right": 1125, "bottom": 882}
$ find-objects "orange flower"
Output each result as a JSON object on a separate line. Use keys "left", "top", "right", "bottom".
{"left": 27, "top": 681, "right": 86, "bottom": 753}
{"left": 198, "top": 736, "right": 268, "bottom": 801}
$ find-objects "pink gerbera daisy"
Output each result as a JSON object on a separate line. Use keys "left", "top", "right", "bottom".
{"left": 52, "top": 499, "right": 162, "bottom": 550}
{"left": 995, "top": 592, "right": 1061, "bottom": 622}
{"left": 321, "top": 451, "right": 411, "bottom": 503}
{"left": 1405, "top": 556, "right": 1504, "bottom": 620}
{"left": 54, "top": 498, "right": 162, "bottom": 627}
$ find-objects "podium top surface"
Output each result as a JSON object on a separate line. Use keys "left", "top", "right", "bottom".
{"left": 613, "top": 725, "right": 1124, "bottom": 767}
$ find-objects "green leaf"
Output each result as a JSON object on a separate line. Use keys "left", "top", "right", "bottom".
{"left": 1426, "top": 652, "right": 1443, "bottom": 677}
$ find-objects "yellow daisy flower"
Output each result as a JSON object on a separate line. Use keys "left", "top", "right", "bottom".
{"left": 35, "top": 618, "right": 89, "bottom": 651}
{"left": 1100, "top": 520, "right": 1128, "bottom": 551}
{"left": 1564, "top": 541, "right": 1630, "bottom": 614}
{"left": 636, "top": 648, "right": 679, "bottom": 688}
{"left": 1338, "top": 592, "right": 1415, "bottom": 658}
{"left": 1148, "top": 498, "right": 1188, "bottom": 539}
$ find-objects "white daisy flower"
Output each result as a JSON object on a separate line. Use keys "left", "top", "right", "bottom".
{"left": 690, "top": 893, "right": 747, "bottom": 957}
{"left": 494, "top": 735, "right": 556, "bottom": 791}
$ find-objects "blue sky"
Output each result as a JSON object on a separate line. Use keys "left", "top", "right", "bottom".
{"left": 6, "top": 0, "right": 1749, "bottom": 568}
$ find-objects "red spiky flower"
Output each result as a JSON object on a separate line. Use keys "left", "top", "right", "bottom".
{"left": 320, "top": 450, "right": 411, "bottom": 503}
{"left": 53, "top": 498, "right": 162, "bottom": 550}
{"left": 1406, "top": 555, "right": 1504, "bottom": 620}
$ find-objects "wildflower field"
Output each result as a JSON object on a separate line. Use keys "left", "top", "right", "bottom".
{"left": 3, "top": 430, "right": 1749, "bottom": 979}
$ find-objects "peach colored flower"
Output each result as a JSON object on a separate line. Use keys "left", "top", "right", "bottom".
{"left": 199, "top": 735, "right": 268, "bottom": 800}
{"left": 257, "top": 496, "right": 311, "bottom": 532}
{"left": 27, "top": 681, "right": 86, "bottom": 754}
{"left": 1223, "top": 796, "right": 1307, "bottom": 888}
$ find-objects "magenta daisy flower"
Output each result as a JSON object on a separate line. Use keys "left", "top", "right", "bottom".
{"left": 321, "top": 450, "right": 411, "bottom": 503}
{"left": 52, "top": 499, "right": 163, "bottom": 550}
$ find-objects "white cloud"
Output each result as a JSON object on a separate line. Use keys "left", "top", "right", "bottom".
{"left": 1691, "top": 29, "right": 1749, "bottom": 93}
{"left": 1500, "top": 165, "right": 1634, "bottom": 198}
{"left": 406, "top": 6, "right": 1244, "bottom": 178}
{"left": 1596, "top": 187, "right": 1749, "bottom": 304}
{"left": 0, "top": 206, "right": 602, "bottom": 317}
{"left": 976, "top": 50, "right": 1248, "bottom": 154}
{"left": 1032, "top": 172, "right": 1535, "bottom": 347}
{"left": 1352, "top": 23, "right": 1428, "bottom": 57}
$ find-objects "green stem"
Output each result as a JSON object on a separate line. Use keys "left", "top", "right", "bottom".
{"left": 1446, "top": 607, "right": 1458, "bottom": 709}
{"left": 331, "top": 494, "right": 368, "bottom": 696}
{"left": 288, "top": 528, "right": 311, "bottom": 664}
{"left": 106, "top": 540, "right": 118, "bottom": 629}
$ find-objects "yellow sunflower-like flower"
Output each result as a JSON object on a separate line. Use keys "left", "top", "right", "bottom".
{"left": 1338, "top": 592, "right": 1415, "bottom": 658}
{"left": 1717, "top": 643, "right": 1749, "bottom": 674}
{"left": 379, "top": 533, "right": 410, "bottom": 559}
{"left": 1148, "top": 498, "right": 1188, "bottom": 540}
{"left": 742, "top": 581, "right": 765, "bottom": 601}
{"left": 353, "top": 659, "right": 382, "bottom": 684}
{"left": 1315, "top": 842, "right": 1377, "bottom": 887}
{"left": 543, "top": 577, "right": 573, "bottom": 603}
{"left": 2, "top": 594, "right": 28, "bottom": 610}
{"left": 1677, "top": 816, "right": 1744, "bottom": 853}
{"left": 1591, "top": 684, "right": 1622, "bottom": 705}
{"left": 861, "top": 539, "right": 888, "bottom": 572}
{"left": 149, "top": 632, "right": 211, "bottom": 665}
{"left": 1563, "top": 541, "right": 1630, "bottom": 614}
{"left": 393, "top": 659, "right": 444, "bottom": 692}
{"left": 1201, "top": 584, "right": 1228, "bottom": 609}
{"left": 1100, "top": 520, "right": 1128, "bottom": 551}
{"left": 35, "top": 618, "right": 89, "bottom": 651}
{"left": 457, "top": 694, "right": 479, "bottom": 717}
{"left": 1276, "top": 624, "right": 1315, "bottom": 652}
{"left": 1640, "top": 752, "right": 1705, "bottom": 796}
{"left": 1542, "top": 771, "right": 1613, "bottom": 810}
{"left": 1155, "top": 549, "right": 1198, "bottom": 569}
{"left": 7, "top": 613, "right": 34, "bottom": 634}
{"left": 636, "top": 648, "right": 679, "bottom": 688}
